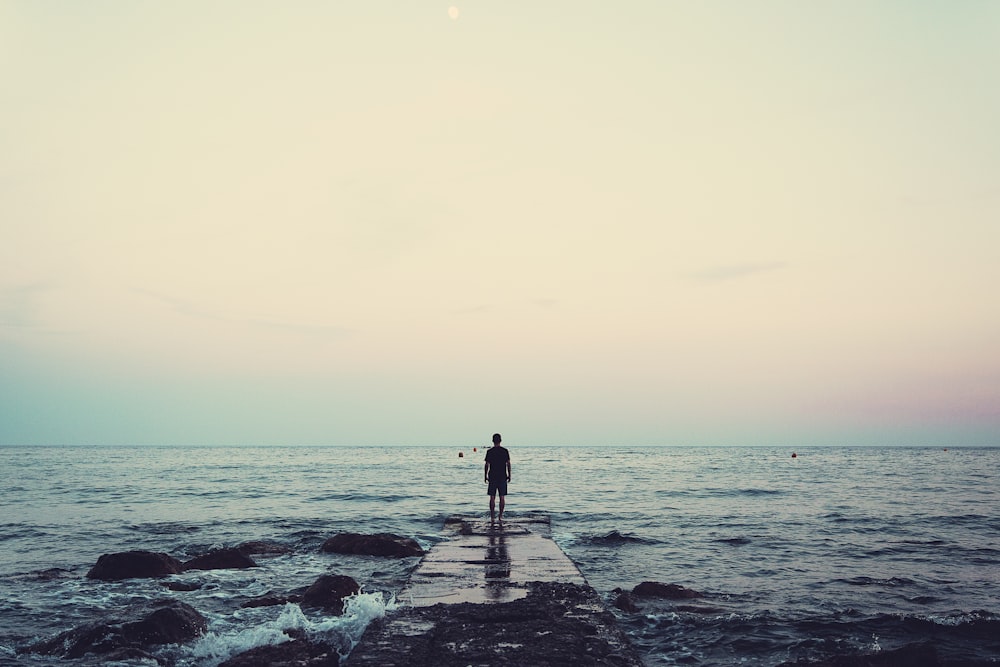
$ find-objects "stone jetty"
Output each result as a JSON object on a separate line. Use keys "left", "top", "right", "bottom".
{"left": 345, "top": 514, "right": 642, "bottom": 667}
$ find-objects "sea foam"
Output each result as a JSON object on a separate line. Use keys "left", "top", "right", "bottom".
{"left": 179, "top": 591, "right": 396, "bottom": 667}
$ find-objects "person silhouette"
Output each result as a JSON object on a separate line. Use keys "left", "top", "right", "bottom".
{"left": 484, "top": 433, "right": 511, "bottom": 523}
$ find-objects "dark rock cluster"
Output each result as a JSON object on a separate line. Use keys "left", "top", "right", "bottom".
{"left": 22, "top": 531, "right": 424, "bottom": 663}
{"left": 86, "top": 546, "right": 260, "bottom": 581}
{"left": 345, "top": 581, "right": 644, "bottom": 667}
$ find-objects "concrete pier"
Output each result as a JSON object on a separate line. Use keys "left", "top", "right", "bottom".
{"left": 345, "top": 515, "right": 642, "bottom": 667}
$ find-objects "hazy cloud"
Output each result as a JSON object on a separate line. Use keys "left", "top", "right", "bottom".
{"left": 690, "top": 262, "right": 789, "bottom": 283}
{"left": 136, "top": 289, "right": 352, "bottom": 339}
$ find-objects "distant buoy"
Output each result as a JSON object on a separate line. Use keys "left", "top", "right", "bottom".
{"left": 791, "top": 452, "right": 797, "bottom": 458}
{"left": 458, "top": 452, "right": 464, "bottom": 458}
{"left": 473, "top": 447, "right": 477, "bottom": 452}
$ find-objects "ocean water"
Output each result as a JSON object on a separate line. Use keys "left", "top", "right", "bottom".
{"left": 1, "top": 445, "right": 998, "bottom": 666}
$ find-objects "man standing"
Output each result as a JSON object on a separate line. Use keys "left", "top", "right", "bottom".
{"left": 484, "top": 433, "right": 511, "bottom": 523}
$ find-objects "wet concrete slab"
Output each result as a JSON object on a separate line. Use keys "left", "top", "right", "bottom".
{"left": 345, "top": 515, "right": 643, "bottom": 667}
{"left": 400, "top": 514, "right": 586, "bottom": 606}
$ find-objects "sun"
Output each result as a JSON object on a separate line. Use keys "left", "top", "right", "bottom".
{"left": 448, "top": 6, "right": 459, "bottom": 20}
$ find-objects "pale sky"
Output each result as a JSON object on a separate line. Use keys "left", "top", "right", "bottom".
{"left": 2, "top": 2, "right": 999, "bottom": 446}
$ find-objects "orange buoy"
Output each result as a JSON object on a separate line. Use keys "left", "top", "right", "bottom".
{"left": 791, "top": 452, "right": 797, "bottom": 458}
{"left": 473, "top": 447, "right": 477, "bottom": 452}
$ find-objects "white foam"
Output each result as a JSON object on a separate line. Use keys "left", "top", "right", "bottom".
{"left": 184, "top": 606, "right": 296, "bottom": 666}
{"left": 177, "top": 591, "right": 396, "bottom": 667}
{"left": 339, "top": 591, "right": 399, "bottom": 655}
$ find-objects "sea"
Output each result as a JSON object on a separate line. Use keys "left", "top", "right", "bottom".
{"left": 1, "top": 445, "right": 998, "bottom": 666}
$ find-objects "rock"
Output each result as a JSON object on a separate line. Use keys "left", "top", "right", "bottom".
{"left": 30, "top": 599, "right": 207, "bottom": 658}
{"left": 344, "top": 581, "right": 643, "bottom": 666}
{"left": 91, "top": 646, "right": 165, "bottom": 664}
{"left": 31, "top": 567, "right": 74, "bottom": 581}
{"left": 612, "top": 589, "right": 639, "bottom": 613}
{"left": 631, "top": 581, "right": 701, "bottom": 599}
{"left": 219, "top": 638, "right": 341, "bottom": 667}
{"left": 162, "top": 581, "right": 202, "bottom": 592}
{"left": 320, "top": 532, "right": 424, "bottom": 558}
{"left": 237, "top": 540, "right": 292, "bottom": 556}
{"left": 241, "top": 593, "right": 292, "bottom": 608}
{"left": 301, "top": 574, "right": 361, "bottom": 613}
{"left": 675, "top": 604, "right": 724, "bottom": 614}
{"left": 86, "top": 551, "right": 184, "bottom": 581}
{"left": 612, "top": 586, "right": 714, "bottom": 613}
{"left": 183, "top": 547, "right": 258, "bottom": 571}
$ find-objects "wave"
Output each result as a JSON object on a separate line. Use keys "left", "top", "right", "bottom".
{"left": 308, "top": 493, "right": 414, "bottom": 503}
{"left": 0, "top": 526, "right": 50, "bottom": 542}
{"left": 710, "top": 487, "right": 787, "bottom": 498}
{"left": 126, "top": 522, "right": 203, "bottom": 535}
{"left": 176, "top": 593, "right": 396, "bottom": 666}
{"left": 622, "top": 605, "right": 1000, "bottom": 666}
{"left": 838, "top": 576, "right": 916, "bottom": 587}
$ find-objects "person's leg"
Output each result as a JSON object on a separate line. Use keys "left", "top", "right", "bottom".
{"left": 498, "top": 493, "right": 505, "bottom": 521}
{"left": 489, "top": 493, "right": 496, "bottom": 522}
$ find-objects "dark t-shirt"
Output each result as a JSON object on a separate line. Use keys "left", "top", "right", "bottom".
{"left": 485, "top": 446, "right": 510, "bottom": 481}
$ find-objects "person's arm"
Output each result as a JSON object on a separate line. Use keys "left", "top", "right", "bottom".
{"left": 506, "top": 458, "right": 511, "bottom": 482}
{"left": 484, "top": 460, "right": 489, "bottom": 483}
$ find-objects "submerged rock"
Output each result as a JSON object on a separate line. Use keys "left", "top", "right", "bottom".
{"left": 219, "top": 638, "right": 341, "bottom": 667}
{"left": 29, "top": 599, "right": 206, "bottom": 659}
{"left": 612, "top": 589, "right": 640, "bottom": 613}
{"left": 162, "top": 580, "right": 202, "bottom": 592}
{"left": 241, "top": 593, "right": 294, "bottom": 608}
{"left": 613, "top": 586, "right": 717, "bottom": 614}
{"left": 631, "top": 581, "right": 701, "bottom": 599}
{"left": 183, "top": 547, "right": 258, "bottom": 571}
{"left": 86, "top": 551, "right": 184, "bottom": 581}
{"left": 301, "top": 574, "right": 361, "bottom": 613}
{"left": 31, "top": 567, "right": 74, "bottom": 581}
{"left": 237, "top": 540, "right": 293, "bottom": 556}
{"left": 320, "top": 532, "right": 424, "bottom": 558}
{"left": 675, "top": 604, "right": 724, "bottom": 614}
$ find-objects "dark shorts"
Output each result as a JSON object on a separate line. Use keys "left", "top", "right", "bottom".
{"left": 487, "top": 480, "right": 508, "bottom": 497}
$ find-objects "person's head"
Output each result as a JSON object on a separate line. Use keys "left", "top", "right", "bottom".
{"left": 492, "top": 433, "right": 502, "bottom": 445}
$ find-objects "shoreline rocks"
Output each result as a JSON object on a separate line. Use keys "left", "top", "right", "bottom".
{"left": 86, "top": 547, "right": 259, "bottom": 582}
{"left": 219, "top": 637, "right": 342, "bottom": 667}
{"left": 48, "top": 531, "right": 437, "bottom": 664}
{"left": 345, "top": 580, "right": 643, "bottom": 666}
